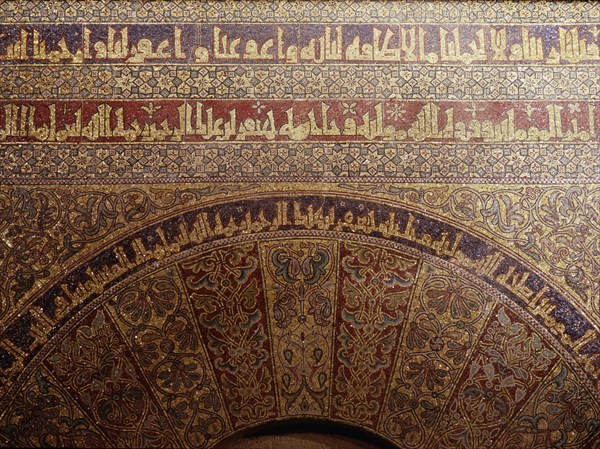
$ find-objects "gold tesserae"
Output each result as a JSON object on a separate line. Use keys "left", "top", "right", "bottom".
{"left": 0, "top": 2, "right": 598, "bottom": 448}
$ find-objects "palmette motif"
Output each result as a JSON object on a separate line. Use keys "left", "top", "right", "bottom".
{"left": 260, "top": 239, "right": 337, "bottom": 416}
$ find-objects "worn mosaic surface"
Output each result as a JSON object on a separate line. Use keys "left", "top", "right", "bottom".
{"left": 0, "top": 2, "right": 599, "bottom": 448}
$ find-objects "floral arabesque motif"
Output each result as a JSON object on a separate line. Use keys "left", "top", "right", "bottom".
{"left": 340, "top": 184, "right": 600, "bottom": 314}
{"left": 260, "top": 240, "right": 338, "bottom": 416}
{"left": 0, "top": 184, "right": 258, "bottom": 325}
{"left": 333, "top": 242, "right": 419, "bottom": 426}
{"left": 493, "top": 363, "right": 600, "bottom": 449}
{"left": 381, "top": 262, "right": 492, "bottom": 449}
{"left": 0, "top": 368, "right": 107, "bottom": 448}
{"left": 45, "top": 309, "right": 179, "bottom": 448}
{"left": 109, "top": 268, "right": 228, "bottom": 448}
{"left": 430, "top": 307, "right": 558, "bottom": 449}
{"left": 0, "top": 188, "right": 63, "bottom": 318}
{"left": 179, "top": 243, "right": 276, "bottom": 427}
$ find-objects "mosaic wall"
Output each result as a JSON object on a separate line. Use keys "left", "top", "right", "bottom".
{"left": 0, "top": 2, "right": 598, "bottom": 448}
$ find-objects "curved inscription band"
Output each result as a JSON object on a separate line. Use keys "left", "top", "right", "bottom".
{"left": 0, "top": 194, "right": 597, "bottom": 399}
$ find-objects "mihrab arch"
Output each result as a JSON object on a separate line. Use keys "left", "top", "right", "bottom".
{"left": 1, "top": 192, "right": 598, "bottom": 448}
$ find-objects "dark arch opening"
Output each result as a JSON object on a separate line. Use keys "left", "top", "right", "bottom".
{"left": 214, "top": 418, "right": 399, "bottom": 449}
